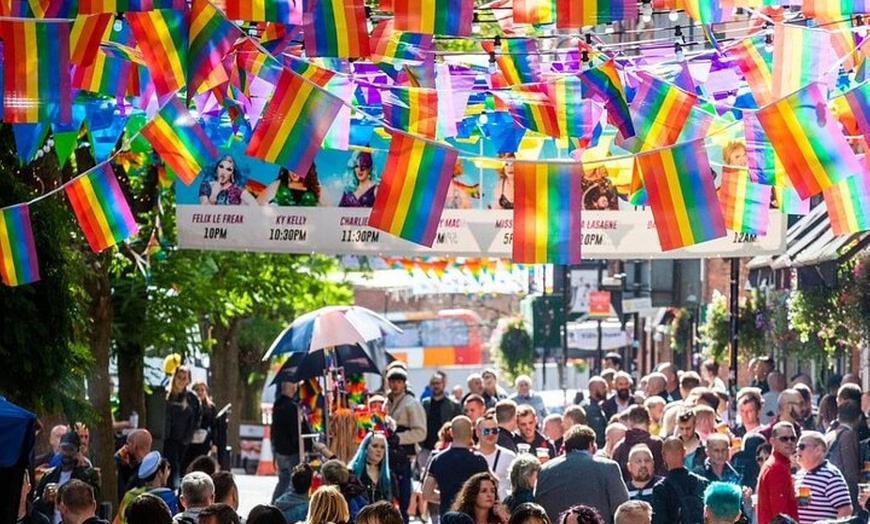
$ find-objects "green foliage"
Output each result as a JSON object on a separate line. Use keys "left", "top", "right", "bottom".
{"left": 670, "top": 307, "right": 693, "bottom": 353}
{"left": 700, "top": 291, "right": 730, "bottom": 362}
{"left": 497, "top": 317, "right": 535, "bottom": 382}
{"left": 842, "top": 254, "right": 870, "bottom": 341}
{"left": 737, "top": 289, "right": 771, "bottom": 356}
{"left": 0, "top": 130, "right": 91, "bottom": 415}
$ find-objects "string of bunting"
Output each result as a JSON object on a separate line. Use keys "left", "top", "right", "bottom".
{"left": 2, "top": 0, "right": 870, "bottom": 286}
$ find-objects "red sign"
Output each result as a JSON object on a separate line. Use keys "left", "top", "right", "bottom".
{"left": 588, "top": 291, "right": 611, "bottom": 318}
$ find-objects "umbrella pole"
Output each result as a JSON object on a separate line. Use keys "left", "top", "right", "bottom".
{"left": 321, "top": 371, "right": 330, "bottom": 449}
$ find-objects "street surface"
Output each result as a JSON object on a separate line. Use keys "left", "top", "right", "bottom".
{"left": 235, "top": 471, "right": 278, "bottom": 519}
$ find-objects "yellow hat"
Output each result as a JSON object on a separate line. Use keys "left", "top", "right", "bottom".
{"left": 163, "top": 354, "right": 182, "bottom": 375}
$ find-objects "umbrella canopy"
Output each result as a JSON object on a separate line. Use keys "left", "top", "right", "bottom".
{"left": 270, "top": 343, "right": 396, "bottom": 384}
{"left": 0, "top": 396, "right": 35, "bottom": 468}
{"left": 263, "top": 305, "right": 401, "bottom": 360}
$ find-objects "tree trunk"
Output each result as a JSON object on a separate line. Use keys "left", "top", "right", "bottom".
{"left": 85, "top": 263, "right": 118, "bottom": 507}
{"left": 117, "top": 341, "right": 146, "bottom": 425}
{"left": 211, "top": 318, "right": 243, "bottom": 456}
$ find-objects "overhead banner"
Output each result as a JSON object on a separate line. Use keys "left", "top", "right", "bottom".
{"left": 176, "top": 143, "right": 787, "bottom": 259}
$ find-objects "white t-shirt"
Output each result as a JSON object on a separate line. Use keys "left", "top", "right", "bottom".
{"left": 480, "top": 446, "right": 516, "bottom": 500}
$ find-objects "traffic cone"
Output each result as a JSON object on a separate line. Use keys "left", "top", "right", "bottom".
{"left": 256, "top": 426, "right": 277, "bottom": 476}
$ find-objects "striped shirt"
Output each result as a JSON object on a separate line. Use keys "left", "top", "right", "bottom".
{"left": 793, "top": 460, "right": 851, "bottom": 524}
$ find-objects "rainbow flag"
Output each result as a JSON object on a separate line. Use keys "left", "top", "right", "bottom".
{"left": 78, "top": 0, "right": 185, "bottom": 13}
{"left": 72, "top": 51, "right": 135, "bottom": 99}
{"left": 2, "top": 0, "right": 76, "bottom": 17}
{"left": 303, "top": 0, "right": 370, "bottom": 58}
{"left": 371, "top": 20, "right": 434, "bottom": 65}
{"left": 579, "top": 59, "right": 635, "bottom": 140}
{"left": 555, "top": 0, "right": 637, "bottom": 28}
{"left": 638, "top": 140, "right": 726, "bottom": 251}
{"left": 802, "top": 0, "right": 870, "bottom": 17}
{"left": 382, "top": 87, "right": 438, "bottom": 138}
{"left": 772, "top": 23, "right": 833, "bottom": 99}
{"left": 844, "top": 81, "right": 870, "bottom": 142}
{"left": 0, "top": 205, "right": 39, "bottom": 287}
{"left": 728, "top": 36, "right": 774, "bottom": 107}
{"left": 546, "top": 75, "right": 600, "bottom": 140}
{"left": 189, "top": 0, "right": 242, "bottom": 96}
{"left": 514, "top": 0, "right": 555, "bottom": 24}
{"left": 778, "top": 186, "right": 810, "bottom": 215}
{"left": 65, "top": 163, "right": 139, "bottom": 253}
{"left": 744, "top": 112, "right": 785, "bottom": 186}
{"left": 718, "top": 169, "right": 772, "bottom": 235}
{"left": 512, "top": 162, "right": 582, "bottom": 264}
{"left": 620, "top": 72, "right": 696, "bottom": 153}
{"left": 496, "top": 85, "right": 561, "bottom": 138}
{"left": 681, "top": 0, "right": 728, "bottom": 23}
{"left": 823, "top": 172, "right": 870, "bottom": 235}
{"left": 393, "top": 0, "right": 474, "bottom": 36}
{"left": 485, "top": 38, "right": 541, "bottom": 86}
{"left": 0, "top": 20, "right": 71, "bottom": 124}
{"left": 755, "top": 82, "right": 862, "bottom": 199}
{"left": 126, "top": 9, "right": 187, "bottom": 96}
{"left": 70, "top": 14, "right": 112, "bottom": 66}
{"left": 221, "top": 0, "right": 302, "bottom": 23}
{"left": 140, "top": 97, "right": 219, "bottom": 186}
{"left": 368, "top": 133, "right": 459, "bottom": 247}
{"left": 245, "top": 65, "right": 343, "bottom": 178}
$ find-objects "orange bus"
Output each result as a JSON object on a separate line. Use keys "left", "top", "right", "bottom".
{"left": 383, "top": 309, "right": 485, "bottom": 368}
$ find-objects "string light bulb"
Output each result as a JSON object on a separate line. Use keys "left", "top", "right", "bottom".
{"left": 641, "top": 1, "right": 653, "bottom": 23}
{"left": 764, "top": 32, "right": 773, "bottom": 53}
{"left": 113, "top": 12, "right": 123, "bottom": 31}
{"left": 668, "top": 10, "right": 679, "bottom": 21}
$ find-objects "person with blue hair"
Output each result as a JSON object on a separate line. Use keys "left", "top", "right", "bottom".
{"left": 703, "top": 482, "right": 743, "bottom": 524}
{"left": 349, "top": 431, "right": 393, "bottom": 504}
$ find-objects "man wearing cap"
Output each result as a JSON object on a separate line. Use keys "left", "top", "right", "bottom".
{"left": 116, "top": 451, "right": 177, "bottom": 524}
{"left": 384, "top": 367, "right": 426, "bottom": 524}
{"left": 271, "top": 380, "right": 313, "bottom": 503}
{"left": 33, "top": 431, "right": 101, "bottom": 524}
{"left": 604, "top": 352, "right": 623, "bottom": 372}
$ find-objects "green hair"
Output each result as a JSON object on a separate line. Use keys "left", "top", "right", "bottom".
{"left": 704, "top": 482, "right": 742, "bottom": 522}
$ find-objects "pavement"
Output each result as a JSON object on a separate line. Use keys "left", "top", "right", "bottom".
{"left": 234, "top": 470, "right": 279, "bottom": 519}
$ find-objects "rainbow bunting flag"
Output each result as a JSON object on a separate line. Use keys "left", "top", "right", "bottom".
{"left": 755, "top": 82, "right": 862, "bottom": 199}
{"left": 495, "top": 85, "right": 561, "bottom": 138}
{"left": 72, "top": 51, "right": 136, "bottom": 99}
{"left": 718, "top": 168, "right": 772, "bottom": 235}
{"left": 126, "top": 9, "right": 188, "bottom": 96}
{"left": 555, "top": 0, "right": 637, "bottom": 28}
{"left": 189, "top": 0, "right": 242, "bottom": 96}
{"left": 514, "top": 0, "right": 555, "bottom": 24}
{"left": 65, "top": 163, "right": 139, "bottom": 253}
{"left": 78, "top": 0, "right": 185, "bottom": 13}
{"left": 484, "top": 38, "right": 541, "bottom": 86}
{"left": 728, "top": 36, "right": 774, "bottom": 107}
{"left": 221, "top": 0, "right": 302, "bottom": 24}
{"left": 579, "top": 59, "right": 635, "bottom": 140}
{"left": 619, "top": 72, "right": 696, "bottom": 153}
{"left": 245, "top": 65, "right": 343, "bottom": 178}
{"left": 512, "top": 161, "right": 582, "bottom": 264}
{"left": 628, "top": 161, "right": 648, "bottom": 206}
{"left": 778, "top": 186, "right": 810, "bottom": 215}
{"left": 303, "top": 0, "right": 370, "bottom": 58}
{"left": 368, "top": 133, "right": 459, "bottom": 247}
{"left": 258, "top": 22, "right": 299, "bottom": 55}
{"left": 844, "top": 81, "right": 870, "bottom": 142}
{"left": 680, "top": 0, "right": 728, "bottom": 23}
{"left": 802, "top": 0, "right": 870, "bottom": 17}
{"left": 546, "top": 76, "right": 600, "bottom": 140}
{"left": 772, "top": 24, "right": 834, "bottom": 99}
{"left": 70, "top": 14, "right": 112, "bottom": 66}
{"left": 3, "top": 0, "right": 76, "bottom": 17}
{"left": 140, "top": 96, "right": 219, "bottom": 185}
{"left": 393, "top": 0, "right": 474, "bottom": 36}
{"left": 638, "top": 140, "right": 726, "bottom": 251}
{"left": 371, "top": 20, "right": 434, "bottom": 65}
{"left": 0, "top": 20, "right": 71, "bottom": 124}
{"left": 382, "top": 87, "right": 439, "bottom": 138}
{"left": 0, "top": 205, "right": 39, "bottom": 287}
{"left": 823, "top": 172, "right": 870, "bottom": 235}
{"left": 743, "top": 112, "right": 785, "bottom": 186}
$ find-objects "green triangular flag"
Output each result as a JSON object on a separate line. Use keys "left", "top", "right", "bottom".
{"left": 52, "top": 130, "right": 79, "bottom": 167}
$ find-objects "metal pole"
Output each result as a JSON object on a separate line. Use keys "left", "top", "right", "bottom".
{"left": 562, "top": 264, "right": 570, "bottom": 390}
{"left": 596, "top": 260, "right": 605, "bottom": 375}
{"left": 729, "top": 258, "right": 740, "bottom": 425}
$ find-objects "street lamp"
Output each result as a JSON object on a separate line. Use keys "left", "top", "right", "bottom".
{"left": 686, "top": 294, "right": 699, "bottom": 371}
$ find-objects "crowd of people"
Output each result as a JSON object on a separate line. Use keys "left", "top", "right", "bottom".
{"left": 17, "top": 353, "right": 870, "bottom": 524}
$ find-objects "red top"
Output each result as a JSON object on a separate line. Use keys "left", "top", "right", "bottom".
{"left": 757, "top": 450, "right": 799, "bottom": 524}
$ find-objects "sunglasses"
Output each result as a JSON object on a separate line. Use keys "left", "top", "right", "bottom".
{"left": 776, "top": 435, "right": 797, "bottom": 443}
{"left": 480, "top": 427, "right": 498, "bottom": 436}
{"left": 797, "top": 443, "right": 817, "bottom": 451}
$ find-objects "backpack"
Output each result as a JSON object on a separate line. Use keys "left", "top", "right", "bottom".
{"left": 668, "top": 476, "right": 706, "bottom": 524}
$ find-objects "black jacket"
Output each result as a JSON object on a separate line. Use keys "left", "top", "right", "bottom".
{"left": 651, "top": 468, "right": 709, "bottom": 524}
{"left": 421, "top": 396, "right": 461, "bottom": 450}
{"left": 165, "top": 390, "right": 202, "bottom": 445}
{"left": 272, "top": 394, "right": 312, "bottom": 456}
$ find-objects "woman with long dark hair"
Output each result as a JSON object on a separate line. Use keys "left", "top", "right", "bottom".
{"left": 451, "top": 472, "right": 508, "bottom": 524}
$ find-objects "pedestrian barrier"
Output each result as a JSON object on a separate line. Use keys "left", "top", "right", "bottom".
{"left": 255, "top": 425, "right": 277, "bottom": 476}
